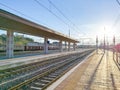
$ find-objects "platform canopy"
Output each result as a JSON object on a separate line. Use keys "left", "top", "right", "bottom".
{"left": 0, "top": 9, "right": 78, "bottom": 43}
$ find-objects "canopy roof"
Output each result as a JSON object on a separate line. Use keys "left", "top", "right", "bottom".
{"left": 0, "top": 9, "right": 78, "bottom": 43}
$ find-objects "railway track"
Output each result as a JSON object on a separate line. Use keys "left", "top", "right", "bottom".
{"left": 0, "top": 50, "right": 94, "bottom": 90}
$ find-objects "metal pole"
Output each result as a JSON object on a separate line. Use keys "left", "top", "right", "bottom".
{"left": 113, "top": 36, "right": 115, "bottom": 60}
{"left": 59, "top": 40, "right": 63, "bottom": 52}
{"left": 104, "top": 34, "right": 105, "bottom": 53}
{"left": 96, "top": 36, "right": 98, "bottom": 54}
{"left": 65, "top": 41, "right": 67, "bottom": 51}
{"left": 69, "top": 29, "right": 70, "bottom": 37}
{"left": 73, "top": 43, "right": 76, "bottom": 51}
{"left": 106, "top": 36, "right": 109, "bottom": 56}
{"left": 44, "top": 37, "right": 48, "bottom": 54}
{"left": 68, "top": 42, "right": 70, "bottom": 51}
{"left": 107, "top": 42, "right": 109, "bottom": 56}
{"left": 104, "top": 27, "right": 106, "bottom": 53}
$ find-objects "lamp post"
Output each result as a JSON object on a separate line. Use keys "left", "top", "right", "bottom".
{"left": 113, "top": 36, "right": 115, "bottom": 60}
{"left": 104, "top": 27, "right": 106, "bottom": 53}
{"left": 69, "top": 29, "right": 70, "bottom": 37}
{"left": 96, "top": 35, "right": 98, "bottom": 54}
{"left": 104, "top": 34, "right": 105, "bottom": 53}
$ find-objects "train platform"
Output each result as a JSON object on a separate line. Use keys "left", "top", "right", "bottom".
{"left": 0, "top": 49, "right": 90, "bottom": 70}
{"left": 47, "top": 50, "right": 120, "bottom": 90}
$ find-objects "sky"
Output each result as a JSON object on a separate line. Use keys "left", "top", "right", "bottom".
{"left": 0, "top": 0, "right": 120, "bottom": 44}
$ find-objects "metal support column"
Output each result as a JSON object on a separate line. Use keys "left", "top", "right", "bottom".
{"left": 65, "top": 41, "right": 67, "bottom": 51}
{"left": 73, "top": 43, "right": 76, "bottom": 51}
{"left": 113, "top": 36, "right": 115, "bottom": 60}
{"left": 59, "top": 40, "right": 63, "bottom": 52}
{"left": 96, "top": 36, "right": 98, "bottom": 54}
{"left": 44, "top": 37, "right": 48, "bottom": 54}
{"left": 6, "top": 30, "right": 14, "bottom": 58}
{"left": 68, "top": 42, "right": 70, "bottom": 51}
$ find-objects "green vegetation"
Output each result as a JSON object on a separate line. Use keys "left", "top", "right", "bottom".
{"left": 0, "top": 34, "right": 34, "bottom": 46}
{"left": 0, "top": 34, "right": 6, "bottom": 45}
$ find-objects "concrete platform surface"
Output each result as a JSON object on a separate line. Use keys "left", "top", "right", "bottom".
{"left": 48, "top": 50, "right": 120, "bottom": 90}
{"left": 0, "top": 49, "right": 90, "bottom": 70}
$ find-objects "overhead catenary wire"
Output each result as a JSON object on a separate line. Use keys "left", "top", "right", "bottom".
{"left": 0, "top": 1, "right": 84, "bottom": 39}
{"left": 0, "top": 2, "right": 73, "bottom": 39}
{"left": 114, "top": 0, "right": 120, "bottom": 26}
{"left": 47, "top": 0, "right": 74, "bottom": 25}
{"left": 0, "top": 2, "right": 75, "bottom": 39}
{"left": 0, "top": 2, "right": 52, "bottom": 28}
{"left": 111, "top": 0, "right": 120, "bottom": 30}
{"left": 34, "top": 0, "right": 85, "bottom": 36}
{"left": 47, "top": 0, "right": 85, "bottom": 35}
{"left": 0, "top": 3, "right": 30, "bottom": 18}
{"left": 34, "top": 0, "right": 76, "bottom": 38}
{"left": 111, "top": 0, "right": 120, "bottom": 43}
{"left": 116, "top": 0, "right": 120, "bottom": 6}
{"left": 34, "top": 0, "right": 70, "bottom": 27}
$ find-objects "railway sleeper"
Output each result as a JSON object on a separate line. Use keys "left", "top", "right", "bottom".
{"left": 48, "top": 75, "right": 57, "bottom": 78}
{"left": 43, "top": 77, "right": 54, "bottom": 80}
{"left": 7, "top": 50, "right": 94, "bottom": 90}
{"left": 31, "top": 82, "right": 45, "bottom": 88}
{"left": 34, "top": 82, "right": 46, "bottom": 86}
{"left": 0, "top": 55, "right": 69, "bottom": 75}
{"left": 30, "top": 86, "right": 42, "bottom": 90}
{"left": 49, "top": 73, "right": 59, "bottom": 76}
{"left": 41, "top": 79, "right": 51, "bottom": 83}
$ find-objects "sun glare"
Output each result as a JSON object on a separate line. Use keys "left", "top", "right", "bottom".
{"left": 97, "top": 25, "right": 114, "bottom": 39}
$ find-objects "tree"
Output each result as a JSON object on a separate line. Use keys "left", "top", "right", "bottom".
{"left": 0, "top": 34, "right": 34, "bottom": 46}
